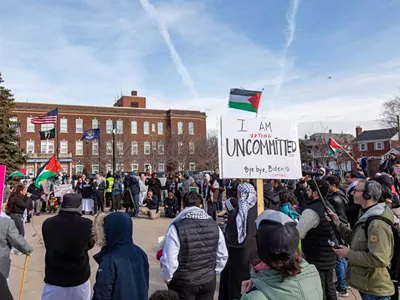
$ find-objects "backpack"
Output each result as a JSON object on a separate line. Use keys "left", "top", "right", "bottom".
{"left": 364, "top": 216, "right": 400, "bottom": 281}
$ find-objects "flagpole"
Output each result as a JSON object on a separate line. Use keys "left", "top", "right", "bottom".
{"left": 255, "top": 88, "right": 264, "bottom": 118}
{"left": 56, "top": 106, "right": 59, "bottom": 160}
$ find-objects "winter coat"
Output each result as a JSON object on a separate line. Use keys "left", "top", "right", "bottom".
{"left": 240, "top": 260, "right": 323, "bottom": 300}
{"left": 112, "top": 183, "right": 123, "bottom": 195}
{"left": 146, "top": 178, "right": 162, "bottom": 198}
{"left": 42, "top": 211, "right": 94, "bottom": 287}
{"left": 279, "top": 203, "right": 299, "bottom": 220}
{"left": 338, "top": 203, "right": 395, "bottom": 296}
{"left": 27, "top": 183, "right": 43, "bottom": 201}
{"left": 262, "top": 183, "right": 280, "bottom": 211}
{"left": 327, "top": 189, "right": 348, "bottom": 224}
{"left": 93, "top": 213, "right": 149, "bottom": 300}
{"left": 8, "top": 194, "right": 32, "bottom": 215}
{"left": 0, "top": 215, "right": 32, "bottom": 278}
{"left": 81, "top": 182, "right": 93, "bottom": 199}
{"left": 130, "top": 176, "right": 140, "bottom": 195}
{"left": 144, "top": 195, "right": 158, "bottom": 210}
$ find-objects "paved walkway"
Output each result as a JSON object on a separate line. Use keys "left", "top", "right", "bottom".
{"left": 8, "top": 213, "right": 360, "bottom": 299}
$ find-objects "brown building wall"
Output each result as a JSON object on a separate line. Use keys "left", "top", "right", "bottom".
{"left": 15, "top": 101, "right": 207, "bottom": 175}
{"left": 352, "top": 141, "right": 394, "bottom": 159}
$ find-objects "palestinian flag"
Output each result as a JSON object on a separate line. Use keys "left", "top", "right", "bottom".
{"left": 328, "top": 137, "right": 342, "bottom": 155}
{"left": 228, "top": 88, "right": 262, "bottom": 113}
{"left": 35, "top": 155, "right": 63, "bottom": 187}
{"left": 5, "top": 168, "right": 27, "bottom": 182}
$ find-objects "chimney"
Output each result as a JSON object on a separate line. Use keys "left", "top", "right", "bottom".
{"left": 356, "top": 126, "right": 362, "bottom": 138}
{"left": 328, "top": 129, "right": 332, "bottom": 134}
{"left": 131, "top": 90, "right": 137, "bottom": 96}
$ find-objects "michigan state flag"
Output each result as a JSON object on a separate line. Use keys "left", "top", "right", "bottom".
{"left": 81, "top": 128, "right": 100, "bottom": 141}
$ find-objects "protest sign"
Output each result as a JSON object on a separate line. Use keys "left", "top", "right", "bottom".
{"left": 219, "top": 117, "right": 302, "bottom": 179}
{"left": 54, "top": 184, "right": 73, "bottom": 197}
{"left": 189, "top": 186, "right": 199, "bottom": 193}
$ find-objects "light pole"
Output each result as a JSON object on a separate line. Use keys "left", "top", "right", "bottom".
{"left": 112, "top": 122, "right": 116, "bottom": 175}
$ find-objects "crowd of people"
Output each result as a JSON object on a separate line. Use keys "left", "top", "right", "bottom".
{"left": 1, "top": 160, "right": 400, "bottom": 299}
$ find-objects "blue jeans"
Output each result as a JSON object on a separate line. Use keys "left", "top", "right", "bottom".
{"left": 335, "top": 258, "right": 347, "bottom": 292}
{"left": 359, "top": 293, "right": 390, "bottom": 300}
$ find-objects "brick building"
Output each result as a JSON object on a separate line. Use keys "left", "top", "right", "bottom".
{"left": 13, "top": 91, "right": 207, "bottom": 176}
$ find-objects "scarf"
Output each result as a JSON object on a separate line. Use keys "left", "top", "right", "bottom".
{"left": 170, "top": 206, "right": 211, "bottom": 228}
{"left": 236, "top": 183, "right": 257, "bottom": 243}
{"left": 226, "top": 198, "right": 234, "bottom": 212}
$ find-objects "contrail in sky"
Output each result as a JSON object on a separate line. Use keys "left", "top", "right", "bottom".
{"left": 139, "top": 0, "right": 197, "bottom": 95}
{"left": 273, "top": 0, "right": 300, "bottom": 101}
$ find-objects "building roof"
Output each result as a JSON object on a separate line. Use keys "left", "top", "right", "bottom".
{"left": 302, "top": 132, "right": 354, "bottom": 146}
{"left": 14, "top": 102, "right": 206, "bottom": 119}
{"left": 354, "top": 128, "right": 397, "bottom": 142}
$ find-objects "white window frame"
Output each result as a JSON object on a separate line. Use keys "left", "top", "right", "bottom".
{"left": 144, "top": 141, "right": 150, "bottom": 155}
{"left": 41, "top": 140, "right": 54, "bottom": 154}
{"left": 178, "top": 162, "right": 184, "bottom": 171}
{"left": 152, "top": 123, "right": 156, "bottom": 133}
{"left": 75, "top": 119, "right": 83, "bottom": 133}
{"left": 158, "top": 142, "right": 164, "bottom": 154}
{"left": 132, "top": 164, "right": 139, "bottom": 171}
{"left": 92, "top": 119, "right": 98, "bottom": 129}
{"left": 131, "top": 121, "right": 137, "bottom": 134}
{"left": 116, "top": 120, "right": 123, "bottom": 134}
{"left": 27, "top": 166, "right": 35, "bottom": 177}
{"left": 144, "top": 121, "right": 150, "bottom": 135}
{"left": 26, "top": 140, "right": 35, "bottom": 154}
{"left": 189, "top": 142, "right": 195, "bottom": 154}
{"left": 60, "top": 141, "right": 68, "bottom": 154}
{"left": 106, "top": 164, "right": 113, "bottom": 173}
{"left": 374, "top": 142, "right": 384, "bottom": 150}
{"left": 60, "top": 164, "right": 68, "bottom": 173}
{"left": 158, "top": 122, "right": 164, "bottom": 135}
{"left": 359, "top": 143, "right": 367, "bottom": 151}
{"left": 152, "top": 141, "right": 157, "bottom": 151}
{"left": 41, "top": 124, "right": 54, "bottom": 131}
{"left": 92, "top": 164, "right": 99, "bottom": 174}
{"left": 117, "top": 141, "right": 124, "bottom": 155}
{"left": 188, "top": 122, "right": 194, "bottom": 135}
{"left": 106, "top": 120, "right": 113, "bottom": 134}
{"left": 178, "top": 121, "right": 183, "bottom": 135}
{"left": 158, "top": 163, "right": 165, "bottom": 172}
{"left": 144, "top": 163, "right": 152, "bottom": 173}
{"left": 92, "top": 140, "right": 99, "bottom": 155}
{"left": 60, "top": 118, "right": 68, "bottom": 133}
{"left": 27, "top": 117, "right": 35, "bottom": 132}
{"left": 131, "top": 141, "right": 138, "bottom": 155}
{"left": 106, "top": 141, "right": 113, "bottom": 155}
{"left": 76, "top": 141, "right": 83, "bottom": 156}
{"left": 189, "top": 162, "right": 196, "bottom": 171}
{"left": 76, "top": 163, "right": 84, "bottom": 174}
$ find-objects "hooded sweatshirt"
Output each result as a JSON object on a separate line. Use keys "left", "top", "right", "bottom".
{"left": 240, "top": 260, "right": 323, "bottom": 300}
{"left": 92, "top": 213, "right": 149, "bottom": 300}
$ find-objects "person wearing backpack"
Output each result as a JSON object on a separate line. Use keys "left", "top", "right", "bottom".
{"left": 327, "top": 179, "right": 395, "bottom": 300}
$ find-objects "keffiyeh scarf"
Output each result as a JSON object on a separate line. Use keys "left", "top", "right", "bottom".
{"left": 236, "top": 183, "right": 257, "bottom": 243}
{"left": 225, "top": 198, "right": 234, "bottom": 212}
{"left": 170, "top": 206, "right": 211, "bottom": 227}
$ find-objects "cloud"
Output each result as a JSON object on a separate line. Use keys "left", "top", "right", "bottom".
{"left": 273, "top": 0, "right": 300, "bottom": 101}
{"left": 138, "top": 0, "right": 197, "bottom": 96}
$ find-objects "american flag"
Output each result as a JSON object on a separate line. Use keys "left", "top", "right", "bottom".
{"left": 31, "top": 108, "right": 58, "bottom": 124}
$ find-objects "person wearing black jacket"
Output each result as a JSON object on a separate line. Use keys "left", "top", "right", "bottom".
{"left": 27, "top": 180, "right": 43, "bottom": 216}
{"left": 166, "top": 173, "right": 175, "bottom": 193}
{"left": 226, "top": 178, "right": 241, "bottom": 199}
{"left": 130, "top": 172, "right": 141, "bottom": 216}
{"left": 93, "top": 173, "right": 106, "bottom": 213}
{"left": 139, "top": 190, "right": 159, "bottom": 219}
{"left": 42, "top": 193, "right": 94, "bottom": 299}
{"left": 263, "top": 179, "right": 283, "bottom": 211}
{"left": 81, "top": 178, "right": 93, "bottom": 215}
{"left": 146, "top": 173, "right": 162, "bottom": 203}
{"left": 326, "top": 175, "right": 348, "bottom": 224}
{"left": 344, "top": 172, "right": 361, "bottom": 229}
{"left": 6, "top": 185, "right": 32, "bottom": 237}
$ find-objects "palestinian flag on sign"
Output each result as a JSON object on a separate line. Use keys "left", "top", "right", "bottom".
{"left": 328, "top": 137, "right": 342, "bottom": 155}
{"left": 228, "top": 88, "right": 262, "bottom": 113}
{"left": 35, "top": 155, "right": 63, "bottom": 187}
{"left": 5, "top": 168, "right": 27, "bottom": 182}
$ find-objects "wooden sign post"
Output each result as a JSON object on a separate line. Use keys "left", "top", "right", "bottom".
{"left": 256, "top": 179, "right": 264, "bottom": 215}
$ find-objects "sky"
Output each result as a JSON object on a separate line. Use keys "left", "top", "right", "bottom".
{"left": 1, "top": 0, "right": 400, "bottom": 137}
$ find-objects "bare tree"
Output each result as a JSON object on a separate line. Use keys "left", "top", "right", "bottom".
{"left": 165, "top": 133, "right": 197, "bottom": 172}
{"left": 195, "top": 130, "right": 219, "bottom": 170}
{"left": 378, "top": 97, "right": 400, "bottom": 128}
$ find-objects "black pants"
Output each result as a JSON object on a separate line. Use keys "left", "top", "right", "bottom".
{"left": 94, "top": 191, "right": 104, "bottom": 213}
{"left": 112, "top": 194, "right": 122, "bottom": 211}
{"left": 318, "top": 269, "right": 337, "bottom": 300}
{"left": 169, "top": 277, "right": 216, "bottom": 300}
{"left": 10, "top": 213, "right": 24, "bottom": 237}
{"left": 105, "top": 192, "right": 112, "bottom": 208}
{"left": 207, "top": 202, "right": 217, "bottom": 221}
